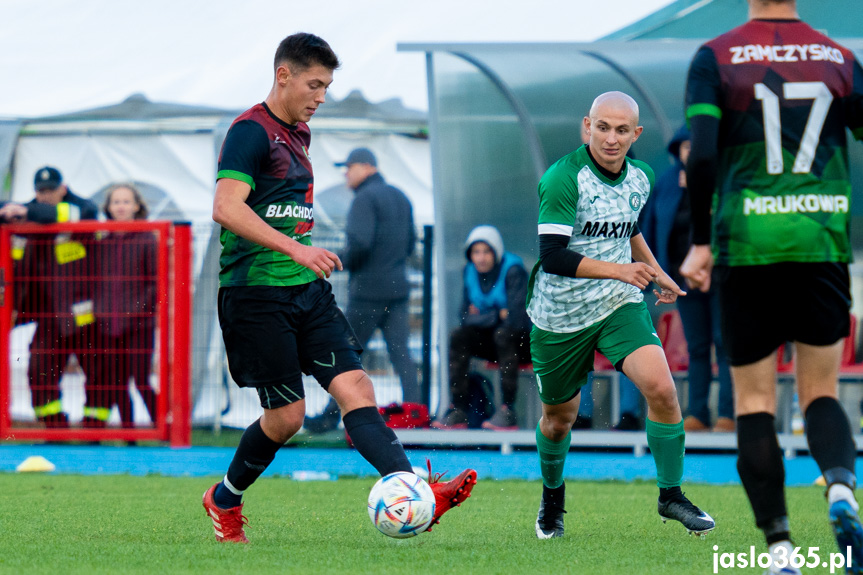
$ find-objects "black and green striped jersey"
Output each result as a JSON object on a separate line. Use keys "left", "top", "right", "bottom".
{"left": 685, "top": 19, "right": 863, "bottom": 266}
{"left": 217, "top": 102, "right": 318, "bottom": 287}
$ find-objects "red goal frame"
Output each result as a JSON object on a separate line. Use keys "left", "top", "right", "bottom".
{"left": 0, "top": 221, "right": 191, "bottom": 447}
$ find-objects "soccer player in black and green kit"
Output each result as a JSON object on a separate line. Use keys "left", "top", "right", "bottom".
{"left": 682, "top": 1, "right": 863, "bottom": 572}
{"left": 201, "top": 33, "right": 475, "bottom": 543}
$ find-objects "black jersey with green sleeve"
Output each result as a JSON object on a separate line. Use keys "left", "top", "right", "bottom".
{"left": 685, "top": 19, "right": 863, "bottom": 266}
{"left": 217, "top": 102, "right": 318, "bottom": 287}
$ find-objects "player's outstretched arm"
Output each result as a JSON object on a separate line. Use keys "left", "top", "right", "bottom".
{"left": 679, "top": 113, "right": 719, "bottom": 293}
{"left": 539, "top": 232, "right": 656, "bottom": 290}
{"left": 575, "top": 257, "right": 656, "bottom": 290}
{"left": 213, "top": 178, "right": 342, "bottom": 278}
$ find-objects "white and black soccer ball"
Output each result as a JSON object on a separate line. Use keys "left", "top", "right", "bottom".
{"left": 367, "top": 471, "right": 435, "bottom": 538}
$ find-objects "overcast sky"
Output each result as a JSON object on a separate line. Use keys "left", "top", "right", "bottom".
{"left": 1, "top": 0, "right": 676, "bottom": 117}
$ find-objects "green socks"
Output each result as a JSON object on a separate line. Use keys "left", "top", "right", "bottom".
{"left": 536, "top": 424, "right": 571, "bottom": 489}
{"left": 536, "top": 419, "right": 683, "bottom": 489}
{"left": 646, "top": 418, "right": 685, "bottom": 488}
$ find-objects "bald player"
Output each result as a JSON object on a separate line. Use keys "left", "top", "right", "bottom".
{"left": 527, "top": 91, "right": 715, "bottom": 539}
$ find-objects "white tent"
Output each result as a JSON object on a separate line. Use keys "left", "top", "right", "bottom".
{"left": 4, "top": 92, "right": 432, "bottom": 226}
{"left": 1, "top": 91, "right": 430, "bottom": 427}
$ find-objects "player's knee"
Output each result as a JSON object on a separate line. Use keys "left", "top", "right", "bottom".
{"left": 544, "top": 414, "right": 575, "bottom": 438}
{"left": 642, "top": 379, "right": 678, "bottom": 414}
{"left": 276, "top": 420, "right": 303, "bottom": 443}
{"left": 329, "top": 370, "right": 377, "bottom": 411}
{"left": 262, "top": 412, "right": 303, "bottom": 443}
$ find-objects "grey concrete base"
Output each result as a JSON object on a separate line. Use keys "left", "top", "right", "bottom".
{"left": 394, "top": 428, "right": 863, "bottom": 458}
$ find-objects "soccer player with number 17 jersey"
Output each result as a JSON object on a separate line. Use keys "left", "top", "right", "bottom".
{"left": 681, "top": 1, "right": 863, "bottom": 572}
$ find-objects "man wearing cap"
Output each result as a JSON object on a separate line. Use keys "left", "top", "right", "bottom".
{"left": 305, "top": 148, "right": 420, "bottom": 432}
{"left": 0, "top": 166, "right": 98, "bottom": 224}
{"left": 1, "top": 166, "right": 98, "bottom": 427}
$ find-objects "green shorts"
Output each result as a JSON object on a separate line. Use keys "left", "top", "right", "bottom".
{"left": 530, "top": 301, "right": 661, "bottom": 405}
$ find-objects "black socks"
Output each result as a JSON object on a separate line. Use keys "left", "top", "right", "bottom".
{"left": 226, "top": 418, "right": 284, "bottom": 491}
{"left": 737, "top": 413, "right": 788, "bottom": 537}
{"left": 343, "top": 406, "right": 412, "bottom": 476}
{"left": 659, "top": 486, "right": 683, "bottom": 503}
{"left": 806, "top": 396, "right": 856, "bottom": 483}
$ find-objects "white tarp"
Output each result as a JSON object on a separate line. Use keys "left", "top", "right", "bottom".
{"left": 313, "top": 133, "right": 433, "bottom": 226}
{"left": 10, "top": 128, "right": 433, "bottom": 228}
{"left": 12, "top": 132, "right": 217, "bottom": 220}
{"left": 5, "top": 98, "right": 431, "bottom": 428}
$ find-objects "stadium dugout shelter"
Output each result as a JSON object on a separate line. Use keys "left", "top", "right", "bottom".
{"left": 399, "top": 0, "right": 863, "bottom": 448}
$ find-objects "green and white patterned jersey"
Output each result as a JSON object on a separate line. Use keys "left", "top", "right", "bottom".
{"left": 527, "top": 146, "right": 654, "bottom": 333}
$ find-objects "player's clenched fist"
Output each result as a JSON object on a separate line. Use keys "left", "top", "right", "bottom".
{"left": 294, "top": 244, "right": 342, "bottom": 278}
{"left": 679, "top": 244, "right": 713, "bottom": 293}
{"left": 616, "top": 262, "right": 656, "bottom": 290}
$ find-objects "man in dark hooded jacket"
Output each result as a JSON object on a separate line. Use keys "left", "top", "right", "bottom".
{"left": 432, "top": 225, "right": 531, "bottom": 430}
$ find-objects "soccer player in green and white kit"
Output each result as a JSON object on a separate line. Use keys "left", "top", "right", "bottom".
{"left": 528, "top": 91, "right": 715, "bottom": 539}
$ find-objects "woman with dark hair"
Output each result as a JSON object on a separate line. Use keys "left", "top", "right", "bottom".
{"left": 81, "top": 183, "right": 157, "bottom": 428}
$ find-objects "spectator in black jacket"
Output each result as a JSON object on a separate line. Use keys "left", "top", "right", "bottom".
{"left": 305, "top": 148, "right": 420, "bottom": 433}
{"left": 0, "top": 167, "right": 98, "bottom": 224}
{"left": 0, "top": 166, "right": 98, "bottom": 428}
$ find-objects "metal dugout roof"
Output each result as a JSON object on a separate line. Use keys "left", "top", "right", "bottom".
{"left": 603, "top": 0, "right": 863, "bottom": 41}
{"left": 400, "top": 26, "right": 863, "bottom": 389}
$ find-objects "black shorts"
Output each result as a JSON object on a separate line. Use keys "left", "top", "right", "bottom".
{"left": 716, "top": 262, "right": 850, "bottom": 366}
{"left": 218, "top": 280, "right": 364, "bottom": 409}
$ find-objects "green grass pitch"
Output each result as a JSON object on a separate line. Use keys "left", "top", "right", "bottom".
{"left": 0, "top": 474, "right": 843, "bottom": 574}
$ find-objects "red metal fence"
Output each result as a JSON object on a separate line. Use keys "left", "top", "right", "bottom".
{"left": 0, "top": 221, "right": 191, "bottom": 446}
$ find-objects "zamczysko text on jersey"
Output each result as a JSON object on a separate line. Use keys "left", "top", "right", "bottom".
{"left": 729, "top": 44, "right": 844, "bottom": 64}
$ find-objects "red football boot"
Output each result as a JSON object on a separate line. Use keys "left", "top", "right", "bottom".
{"left": 425, "top": 460, "right": 477, "bottom": 531}
{"left": 202, "top": 483, "right": 249, "bottom": 543}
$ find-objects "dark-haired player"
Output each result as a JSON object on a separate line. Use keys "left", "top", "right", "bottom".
{"left": 202, "top": 32, "right": 475, "bottom": 543}
{"left": 681, "top": 1, "right": 863, "bottom": 572}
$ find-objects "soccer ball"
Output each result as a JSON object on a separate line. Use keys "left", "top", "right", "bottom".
{"left": 367, "top": 471, "right": 436, "bottom": 538}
